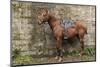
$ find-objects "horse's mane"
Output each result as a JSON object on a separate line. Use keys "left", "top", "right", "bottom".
{"left": 46, "top": 9, "right": 60, "bottom": 20}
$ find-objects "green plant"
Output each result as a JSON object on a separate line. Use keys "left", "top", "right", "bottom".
{"left": 12, "top": 49, "right": 21, "bottom": 59}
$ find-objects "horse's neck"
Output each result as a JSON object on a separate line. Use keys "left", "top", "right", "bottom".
{"left": 48, "top": 15, "right": 59, "bottom": 30}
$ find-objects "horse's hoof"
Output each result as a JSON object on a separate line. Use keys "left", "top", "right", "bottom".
{"left": 58, "top": 57, "right": 63, "bottom": 62}
{"left": 79, "top": 52, "right": 84, "bottom": 57}
{"left": 81, "top": 52, "right": 84, "bottom": 55}
{"left": 78, "top": 53, "right": 82, "bottom": 57}
{"left": 55, "top": 56, "right": 59, "bottom": 60}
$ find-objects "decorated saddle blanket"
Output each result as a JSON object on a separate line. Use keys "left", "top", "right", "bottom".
{"left": 60, "top": 19, "right": 75, "bottom": 32}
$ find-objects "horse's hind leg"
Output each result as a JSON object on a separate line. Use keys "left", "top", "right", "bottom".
{"left": 79, "top": 34, "right": 85, "bottom": 56}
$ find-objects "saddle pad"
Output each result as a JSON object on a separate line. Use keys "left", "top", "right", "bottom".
{"left": 60, "top": 19, "right": 75, "bottom": 31}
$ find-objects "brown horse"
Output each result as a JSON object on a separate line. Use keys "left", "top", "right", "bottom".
{"left": 37, "top": 8, "right": 87, "bottom": 62}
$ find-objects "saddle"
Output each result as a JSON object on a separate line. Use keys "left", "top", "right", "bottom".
{"left": 60, "top": 19, "right": 75, "bottom": 39}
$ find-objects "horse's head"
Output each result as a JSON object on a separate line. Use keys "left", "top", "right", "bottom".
{"left": 37, "top": 8, "right": 50, "bottom": 25}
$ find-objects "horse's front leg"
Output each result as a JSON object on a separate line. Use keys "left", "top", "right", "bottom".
{"left": 55, "top": 37, "right": 63, "bottom": 62}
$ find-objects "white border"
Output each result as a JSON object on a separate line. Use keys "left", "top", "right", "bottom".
{"left": 0, "top": 0, "right": 100, "bottom": 67}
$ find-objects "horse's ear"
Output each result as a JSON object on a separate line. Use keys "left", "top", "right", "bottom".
{"left": 45, "top": 9, "right": 49, "bottom": 14}
{"left": 43, "top": 8, "right": 49, "bottom": 14}
{"left": 40, "top": 8, "right": 49, "bottom": 15}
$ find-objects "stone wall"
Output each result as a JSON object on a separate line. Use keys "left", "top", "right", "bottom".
{"left": 11, "top": 1, "right": 96, "bottom": 56}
